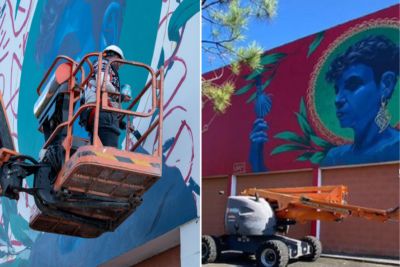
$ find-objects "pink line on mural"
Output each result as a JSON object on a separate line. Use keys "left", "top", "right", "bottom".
{"left": 0, "top": 31, "right": 6, "bottom": 47}
{"left": 18, "top": 6, "right": 26, "bottom": 13}
{"left": 164, "top": 120, "right": 194, "bottom": 184}
{"left": 5, "top": 53, "right": 22, "bottom": 118}
{"left": 10, "top": 102, "right": 17, "bottom": 118}
{"left": 22, "top": 32, "right": 29, "bottom": 56}
{"left": 6, "top": 0, "right": 32, "bottom": 37}
{"left": 3, "top": 38, "right": 9, "bottom": 49}
{"left": 12, "top": 52, "right": 22, "bottom": 69}
{"left": 12, "top": 133, "right": 17, "bottom": 138}
{"left": 0, "top": 51, "right": 8, "bottom": 63}
{"left": 164, "top": 56, "right": 187, "bottom": 110}
{"left": 152, "top": 105, "right": 187, "bottom": 153}
{"left": 158, "top": 12, "right": 173, "bottom": 29}
{"left": 6, "top": 88, "right": 18, "bottom": 113}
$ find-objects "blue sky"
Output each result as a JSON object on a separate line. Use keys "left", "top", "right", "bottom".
{"left": 202, "top": 0, "right": 399, "bottom": 73}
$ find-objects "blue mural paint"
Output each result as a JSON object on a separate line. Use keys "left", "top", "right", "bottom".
{"left": 30, "top": 146, "right": 197, "bottom": 266}
{"left": 14, "top": 0, "right": 199, "bottom": 264}
{"left": 322, "top": 35, "right": 400, "bottom": 166}
{"left": 249, "top": 75, "right": 271, "bottom": 172}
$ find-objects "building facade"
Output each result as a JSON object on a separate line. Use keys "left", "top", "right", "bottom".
{"left": 202, "top": 4, "right": 399, "bottom": 258}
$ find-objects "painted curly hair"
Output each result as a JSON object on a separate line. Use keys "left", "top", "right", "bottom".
{"left": 326, "top": 34, "right": 399, "bottom": 86}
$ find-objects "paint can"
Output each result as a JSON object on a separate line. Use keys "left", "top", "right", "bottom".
{"left": 121, "top": 84, "right": 132, "bottom": 98}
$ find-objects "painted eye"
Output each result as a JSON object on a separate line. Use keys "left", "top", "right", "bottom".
{"left": 345, "top": 76, "right": 364, "bottom": 91}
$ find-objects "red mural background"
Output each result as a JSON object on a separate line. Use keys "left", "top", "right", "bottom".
{"left": 202, "top": 5, "right": 399, "bottom": 177}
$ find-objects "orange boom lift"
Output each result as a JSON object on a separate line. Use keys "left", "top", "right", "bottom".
{"left": 242, "top": 186, "right": 399, "bottom": 223}
{"left": 202, "top": 186, "right": 399, "bottom": 267}
{"left": 0, "top": 53, "right": 163, "bottom": 238}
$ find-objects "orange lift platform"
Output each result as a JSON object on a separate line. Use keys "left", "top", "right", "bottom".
{"left": 0, "top": 53, "right": 164, "bottom": 238}
{"left": 241, "top": 186, "right": 399, "bottom": 223}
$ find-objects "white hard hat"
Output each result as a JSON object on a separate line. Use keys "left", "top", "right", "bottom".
{"left": 103, "top": 45, "right": 124, "bottom": 60}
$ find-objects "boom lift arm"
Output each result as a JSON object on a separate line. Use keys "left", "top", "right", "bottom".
{"left": 0, "top": 53, "right": 164, "bottom": 238}
{"left": 242, "top": 186, "right": 399, "bottom": 223}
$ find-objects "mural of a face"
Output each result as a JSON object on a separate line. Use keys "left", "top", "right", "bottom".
{"left": 334, "top": 64, "right": 384, "bottom": 129}
{"left": 327, "top": 35, "right": 399, "bottom": 134}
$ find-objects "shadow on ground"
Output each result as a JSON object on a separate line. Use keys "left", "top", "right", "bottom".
{"left": 203, "top": 252, "right": 392, "bottom": 267}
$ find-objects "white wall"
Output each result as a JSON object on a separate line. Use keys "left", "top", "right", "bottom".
{"left": 180, "top": 219, "right": 200, "bottom": 267}
{"left": 126, "top": 1, "right": 201, "bottom": 217}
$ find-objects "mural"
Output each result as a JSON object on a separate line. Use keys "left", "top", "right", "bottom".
{"left": 0, "top": 0, "right": 199, "bottom": 265}
{"left": 202, "top": 5, "right": 399, "bottom": 177}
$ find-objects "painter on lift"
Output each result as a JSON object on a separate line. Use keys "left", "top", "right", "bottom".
{"left": 80, "top": 45, "right": 133, "bottom": 148}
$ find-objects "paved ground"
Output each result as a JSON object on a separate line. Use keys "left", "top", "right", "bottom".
{"left": 203, "top": 252, "right": 398, "bottom": 267}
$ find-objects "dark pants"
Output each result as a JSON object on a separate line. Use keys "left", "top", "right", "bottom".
{"left": 88, "top": 110, "right": 121, "bottom": 148}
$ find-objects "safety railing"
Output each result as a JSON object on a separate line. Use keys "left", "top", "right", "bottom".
{"left": 99, "top": 58, "right": 163, "bottom": 156}
{"left": 36, "top": 52, "right": 163, "bottom": 163}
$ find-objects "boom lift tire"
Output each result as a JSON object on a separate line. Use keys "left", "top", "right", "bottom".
{"left": 299, "top": 236, "right": 322, "bottom": 262}
{"left": 256, "top": 240, "right": 289, "bottom": 267}
{"left": 202, "top": 235, "right": 221, "bottom": 264}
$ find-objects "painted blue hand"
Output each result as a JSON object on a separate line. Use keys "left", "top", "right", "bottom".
{"left": 249, "top": 118, "right": 269, "bottom": 173}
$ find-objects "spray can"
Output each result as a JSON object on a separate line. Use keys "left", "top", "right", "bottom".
{"left": 121, "top": 84, "right": 132, "bottom": 98}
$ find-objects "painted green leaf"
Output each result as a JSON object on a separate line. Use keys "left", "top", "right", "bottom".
{"left": 12, "top": 249, "right": 31, "bottom": 267}
{"left": 260, "top": 53, "right": 286, "bottom": 65}
{"left": 274, "top": 131, "right": 309, "bottom": 146}
{"left": 246, "top": 92, "right": 257, "bottom": 103}
{"left": 270, "top": 144, "right": 307, "bottom": 156}
{"left": 261, "top": 69, "right": 277, "bottom": 90}
{"left": 296, "top": 151, "right": 314, "bottom": 161}
{"left": 310, "top": 151, "right": 327, "bottom": 164}
{"left": 308, "top": 31, "right": 325, "bottom": 58}
{"left": 246, "top": 70, "right": 276, "bottom": 103}
{"left": 157, "top": 48, "right": 165, "bottom": 70}
{"left": 10, "top": 214, "right": 41, "bottom": 248}
{"left": 300, "top": 98, "right": 307, "bottom": 118}
{"left": 310, "top": 135, "right": 334, "bottom": 149}
{"left": 295, "top": 112, "right": 316, "bottom": 140}
{"left": 245, "top": 67, "right": 271, "bottom": 81}
{"left": 2, "top": 198, "right": 17, "bottom": 241}
{"left": 234, "top": 82, "right": 255, "bottom": 95}
{"left": 168, "top": 0, "right": 200, "bottom": 43}
{"left": 1, "top": 262, "right": 13, "bottom": 267}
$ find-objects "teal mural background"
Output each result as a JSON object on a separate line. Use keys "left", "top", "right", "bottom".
{"left": 0, "top": 0, "right": 200, "bottom": 265}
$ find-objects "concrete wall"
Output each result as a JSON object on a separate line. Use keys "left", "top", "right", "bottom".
{"left": 0, "top": 0, "right": 200, "bottom": 265}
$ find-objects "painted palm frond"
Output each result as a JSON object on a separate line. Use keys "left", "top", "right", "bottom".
{"left": 234, "top": 52, "right": 286, "bottom": 104}
{"left": 270, "top": 98, "right": 336, "bottom": 164}
{"left": 254, "top": 75, "right": 272, "bottom": 118}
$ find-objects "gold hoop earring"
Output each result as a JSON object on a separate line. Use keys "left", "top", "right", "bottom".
{"left": 375, "top": 95, "right": 391, "bottom": 133}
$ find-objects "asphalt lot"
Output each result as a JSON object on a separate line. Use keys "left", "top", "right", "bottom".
{"left": 203, "top": 252, "right": 398, "bottom": 267}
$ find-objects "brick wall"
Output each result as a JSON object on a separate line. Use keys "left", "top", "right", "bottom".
{"left": 133, "top": 245, "right": 180, "bottom": 267}
{"left": 202, "top": 176, "right": 229, "bottom": 236}
{"left": 320, "top": 163, "right": 399, "bottom": 258}
{"left": 202, "top": 164, "right": 399, "bottom": 258}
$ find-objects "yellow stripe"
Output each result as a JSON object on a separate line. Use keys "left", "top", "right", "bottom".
{"left": 93, "top": 151, "right": 118, "bottom": 161}
{"left": 131, "top": 159, "right": 152, "bottom": 167}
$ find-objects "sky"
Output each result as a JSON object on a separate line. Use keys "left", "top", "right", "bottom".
{"left": 202, "top": 0, "right": 399, "bottom": 73}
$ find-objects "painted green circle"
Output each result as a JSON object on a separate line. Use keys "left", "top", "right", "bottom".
{"left": 314, "top": 27, "right": 399, "bottom": 141}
